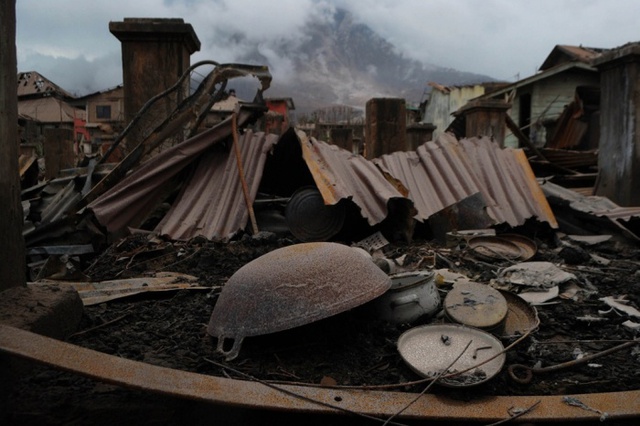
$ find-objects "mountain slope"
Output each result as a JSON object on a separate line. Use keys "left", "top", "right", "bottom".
{"left": 239, "top": 8, "right": 493, "bottom": 113}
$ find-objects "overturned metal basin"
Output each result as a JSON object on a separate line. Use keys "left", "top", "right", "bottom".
{"left": 207, "top": 242, "right": 391, "bottom": 360}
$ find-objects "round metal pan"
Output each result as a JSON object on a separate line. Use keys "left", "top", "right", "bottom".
{"left": 468, "top": 234, "right": 536, "bottom": 262}
{"left": 499, "top": 234, "right": 537, "bottom": 261}
{"left": 499, "top": 290, "right": 540, "bottom": 339}
{"left": 468, "top": 236, "right": 523, "bottom": 261}
{"left": 397, "top": 323, "right": 506, "bottom": 387}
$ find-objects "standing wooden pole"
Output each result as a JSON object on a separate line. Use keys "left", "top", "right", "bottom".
{"left": 0, "top": 0, "right": 26, "bottom": 289}
{"left": 232, "top": 111, "right": 259, "bottom": 235}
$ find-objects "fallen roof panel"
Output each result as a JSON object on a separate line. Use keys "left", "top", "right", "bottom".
{"left": 155, "top": 129, "right": 279, "bottom": 240}
{"left": 295, "top": 129, "right": 408, "bottom": 226}
{"left": 88, "top": 108, "right": 257, "bottom": 236}
{"left": 375, "top": 133, "right": 558, "bottom": 228}
{"left": 541, "top": 180, "right": 640, "bottom": 240}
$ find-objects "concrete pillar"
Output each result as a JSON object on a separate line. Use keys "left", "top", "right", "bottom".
{"left": 109, "top": 18, "right": 200, "bottom": 153}
{"left": 365, "top": 98, "right": 407, "bottom": 159}
{"left": 0, "top": 0, "right": 26, "bottom": 290}
{"left": 330, "top": 127, "right": 353, "bottom": 152}
{"left": 406, "top": 123, "right": 436, "bottom": 151}
{"left": 44, "top": 128, "right": 75, "bottom": 180}
{"left": 593, "top": 43, "right": 640, "bottom": 206}
{"left": 456, "top": 99, "right": 510, "bottom": 146}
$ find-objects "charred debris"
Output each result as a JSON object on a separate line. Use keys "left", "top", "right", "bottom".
{"left": 3, "top": 15, "right": 640, "bottom": 421}
{"left": 21, "top": 58, "right": 640, "bottom": 284}
{"left": 12, "top": 27, "right": 640, "bottom": 422}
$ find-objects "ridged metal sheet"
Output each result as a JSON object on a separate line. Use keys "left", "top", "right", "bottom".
{"left": 541, "top": 180, "right": 640, "bottom": 223}
{"left": 375, "top": 133, "right": 558, "bottom": 228}
{"left": 375, "top": 135, "right": 483, "bottom": 222}
{"left": 88, "top": 109, "right": 262, "bottom": 239}
{"left": 156, "top": 130, "right": 279, "bottom": 240}
{"left": 296, "top": 129, "right": 407, "bottom": 226}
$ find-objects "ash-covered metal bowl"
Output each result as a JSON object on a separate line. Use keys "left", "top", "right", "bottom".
{"left": 207, "top": 242, "right": 391, "bottom": 360}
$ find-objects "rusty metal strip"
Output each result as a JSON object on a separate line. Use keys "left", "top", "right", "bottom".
{"left": 1, "top": 324, "right": 639, "bottom": 422}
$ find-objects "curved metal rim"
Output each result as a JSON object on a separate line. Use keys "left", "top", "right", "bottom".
{"left": 468, "top": 236, "right": 523, "bottom": 261}
{"left": 285, "top": 187, "right": 345, "bottom": 242}
{"left": 1, "top": 324, "right": 639, "bottom": 423}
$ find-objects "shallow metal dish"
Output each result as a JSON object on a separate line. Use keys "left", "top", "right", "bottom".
{"left": 468, "top": 236, "right": 523, "bottom": 261}
{"left": 499, "top": 234, "right": 537, "bottom": 261}
{"left": 397, "top": 323, "right": 506, "bottom": 387}
{"left": 499, "top": 290, "right": 540, "bottom": 338}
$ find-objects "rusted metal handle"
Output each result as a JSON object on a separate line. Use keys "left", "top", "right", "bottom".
{"left": 508, "top": 340, "right": 638, "bottom": 384}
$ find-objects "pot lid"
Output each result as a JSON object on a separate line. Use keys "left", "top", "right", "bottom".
{"left": 207, "top": 242, "right": 391, "bottom": 360}
{"left": 397, "top": 324, "right": 506, "bottom": 387}
{"left": 444, "top": 282, "right": 508, "bottom": 329}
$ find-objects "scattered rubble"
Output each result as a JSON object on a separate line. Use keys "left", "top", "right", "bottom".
{"left": 7, "top": 46, "right": 640, "bottom": 424}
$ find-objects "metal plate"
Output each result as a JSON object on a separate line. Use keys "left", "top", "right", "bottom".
{"left": 207, "top": 242, "right": 391, "bottom": 360}
{"left": 397, "top": 324, "right": 506, "bottom": 387}
{"left": 285, "top": 187, "right": 345, "bottom": 242}
{"left": 499, "top": 290, "right": 540, "bottom": 338}
{"left": 499, "top": 234, "right": 537, "bottom": 261}
{"left": 444, "top": 282, "right": 508, "bottom": 330}
{"left": 468, "top": 236, "right": 523, "bottom": 261}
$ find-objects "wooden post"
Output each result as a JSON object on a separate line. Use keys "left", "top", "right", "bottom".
{"left": 365, "top": 98, "right": 407, "bottom": 159}
{"left": 43, "top": 128, "right": 75, "bottom": 180}
{"left": 456, "top": 99, "right": 510, "bottom": 146}
{"left": 329, "top": 126, "right": 353, "bottom": 151}
{"left": 593, "top": 43, "right": 640, "bottom": 206}
{"left": 110, "top": 18, "right": 201, "bottom": 155}
{"left": 0, "top": 0, "right": 26, "bottom": 290}
{"left": 406, "top": 122, "right": 436, "bottom": 151}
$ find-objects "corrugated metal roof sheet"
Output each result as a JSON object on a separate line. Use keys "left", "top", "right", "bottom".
{"left": 474, "top": 62, "right": 596, "bottom": 102}
{"left": 541, "top": 180, "right": 640, "bottom": 222}
{"left": 539, "top": 45, "right": 607, "bottom": 71}
{"left": 295, "top": 129, "right": 408, "bottom": 225}
{"left": 88, "top": 109, "right": 260, "bottom": 238}
{"left": 375, "top": 133, "right": 558, "bottom": 228}
{"left": 89, "top": 122, "right": 558, "bottom": 243}
{"left": 155, "top": 130, "right": 279, "bottom": 240}
{"left": 540, "top": 180, "right": 640, "bottom": 241}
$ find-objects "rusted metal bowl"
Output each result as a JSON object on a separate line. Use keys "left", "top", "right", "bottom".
{"left": 207, "top": 242, "right": 391, "bottom": 360}
{"left": 468, "top": 234, "right": 537, "bottom": 262}
{"left": 468, "top": 236, "right": 523, "bottom": 261}
{"left": 499, "top": 289, "right": 540, "bottom": 339}
{"left": 499, "top": 234, "right": 537, "bottom": 261}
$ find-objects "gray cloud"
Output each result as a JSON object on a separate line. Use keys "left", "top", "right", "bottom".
{"left": 16, "top": 0, "right": 640, "bottom": 95}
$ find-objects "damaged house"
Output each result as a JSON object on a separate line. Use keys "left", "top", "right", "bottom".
{"left": 475, "top": 44, "right": 605, "bottom": 149}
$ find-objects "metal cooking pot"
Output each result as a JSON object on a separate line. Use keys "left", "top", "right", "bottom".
{"left": 372, "top": 270, "right": 441, "bottom": 324}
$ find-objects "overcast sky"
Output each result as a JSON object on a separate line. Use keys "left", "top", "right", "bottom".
{"left": 15, "top": 0, "right": 640, "bottom": 96}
